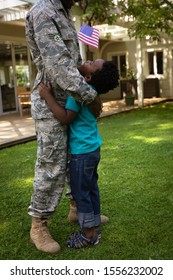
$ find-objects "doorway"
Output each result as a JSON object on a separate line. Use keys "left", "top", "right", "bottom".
{"left": 0, "top": 43, "right": 30, "bottom": 115}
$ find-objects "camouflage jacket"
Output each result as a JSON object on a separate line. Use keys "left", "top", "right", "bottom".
{"left": 25, "top": 0, "right": 97, "bottom": 119}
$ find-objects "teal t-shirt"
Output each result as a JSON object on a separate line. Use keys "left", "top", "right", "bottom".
{"left": 65, "top": 96, "right": 102, "bottom": 155}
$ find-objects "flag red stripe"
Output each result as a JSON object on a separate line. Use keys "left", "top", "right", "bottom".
{"left": 78, "top": 34, "right": 99, "bottom": 44}
{"left": 78, "top": 36, "right": 99, "bottom": 48}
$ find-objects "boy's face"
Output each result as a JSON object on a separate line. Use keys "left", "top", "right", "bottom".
{"left": 79, "top": 59, "right": 105, "bottom": 81}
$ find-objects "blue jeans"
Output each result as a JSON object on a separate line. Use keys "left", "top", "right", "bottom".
{"left": 70, "top": 148, "right": 101, "bottom": 228}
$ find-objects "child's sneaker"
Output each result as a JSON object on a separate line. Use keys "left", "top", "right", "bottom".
{"left": 66, "top": 231, "right": 100, "bottom": 249}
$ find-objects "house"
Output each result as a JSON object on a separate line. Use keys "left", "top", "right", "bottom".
{"left": 0, "top": 0, "right": 172, "bottom": 116}
{"left": 90, "top": 23, "right": 173, "bottom": 104}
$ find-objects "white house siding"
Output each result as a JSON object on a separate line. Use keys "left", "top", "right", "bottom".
{"left": 141, "top": 38, "right": 173, "bottom": 98}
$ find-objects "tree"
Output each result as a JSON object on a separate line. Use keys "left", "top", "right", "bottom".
{"left": 116, "top": 1, "right": 173, "bottom": 107}
{"left": 118, "top": 0, "right": 173, "bottom": 40}
{"left": 77, "top": 0, "right": 117, "bottom": 26}
{"left": 77, "top": 0, "right": 173, "bottom": 41}
{"left": 77, "top": 0, "right": 117, "bottom": 59}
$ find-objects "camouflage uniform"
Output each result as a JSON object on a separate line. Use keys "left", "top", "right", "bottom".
{"left": 25, "top": 0, "right": 97, "bottom": 218}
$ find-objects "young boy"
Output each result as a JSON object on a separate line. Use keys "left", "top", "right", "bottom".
{"left": 39, "top": 59, "right": 119, "bottom": 249}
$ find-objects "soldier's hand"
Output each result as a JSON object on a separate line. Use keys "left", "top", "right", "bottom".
{"left": 38, "top": 82, "right": 52, "bottom": 101}
{"left": 88, "top": 96, "right": 103, "bottom": 118}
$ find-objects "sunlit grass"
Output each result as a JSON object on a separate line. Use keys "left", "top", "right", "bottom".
{"left": 1, "top": 102, "right": 173, "bottom": 260}
{"left": 133, "top": 135, "right": 164, "bottom": 143}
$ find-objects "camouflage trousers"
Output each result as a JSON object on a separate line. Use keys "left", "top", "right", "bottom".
{"left": 28, "top": 118, "right": 71, "bottom": 219}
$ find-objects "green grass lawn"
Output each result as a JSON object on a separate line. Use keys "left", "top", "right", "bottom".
{"left": 1, "top": 102, "right": 173, "bottom": 260}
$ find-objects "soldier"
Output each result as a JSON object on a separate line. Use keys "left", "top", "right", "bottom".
{"left": 25, "top": 0, "right": 108, "bottom": 254}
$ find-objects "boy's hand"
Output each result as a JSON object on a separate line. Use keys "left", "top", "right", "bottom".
{"left": 89, "top": 96, "right": 103, "bottom": 118}
{"left": 38, "top": 82, "right": 52, "bottom": 101}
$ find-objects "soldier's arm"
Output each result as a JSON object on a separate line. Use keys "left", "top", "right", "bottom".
{"left": 38, "top": 83, "right": 77, "bottom": 125}
{"left": 25, "top": 13, "right": 42, "bottom": 70}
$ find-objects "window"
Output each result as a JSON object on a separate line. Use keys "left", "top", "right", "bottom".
{"left": 111, "top": 54, "right": 126, "bottom": 78}
{"left": 148, "top": 51, "right": 163, "bottom": 75}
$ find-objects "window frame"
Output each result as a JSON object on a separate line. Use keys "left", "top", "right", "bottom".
{"left": 146, "top": 49, "right": 164, "bottom": 77}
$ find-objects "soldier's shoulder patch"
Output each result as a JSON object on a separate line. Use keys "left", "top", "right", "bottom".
{"left": 48, "top": 34, "right": 62, "bottom": 42}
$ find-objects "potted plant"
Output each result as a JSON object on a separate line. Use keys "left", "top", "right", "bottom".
{"left": 120, "top": 67, "right": 137, "bottom": 105}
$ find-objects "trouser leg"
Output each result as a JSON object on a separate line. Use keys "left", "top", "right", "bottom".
{"left": 70, "top": 148, "right": 101, "bottom": 229}
{"left": 28, "top": 118, "right": 68, "bottom": 218}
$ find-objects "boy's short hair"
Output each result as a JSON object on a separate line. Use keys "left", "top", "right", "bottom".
{"left": 89, "top": 61, "right": 119, "bottom": 94}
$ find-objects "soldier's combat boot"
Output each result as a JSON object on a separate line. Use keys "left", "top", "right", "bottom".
{"left": 30, "top": 217, "right": 61, "bottom": 253}
{"left": 68, "top": 199, "right": 109, "bottom": 224}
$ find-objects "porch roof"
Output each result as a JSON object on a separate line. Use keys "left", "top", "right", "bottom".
{"left": 0, "top": 0, "right": 37, "bottom": 23}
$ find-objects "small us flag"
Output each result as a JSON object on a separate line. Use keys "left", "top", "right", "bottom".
{"left": 78, "top": 24, "right": 99, "bottom": 48}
